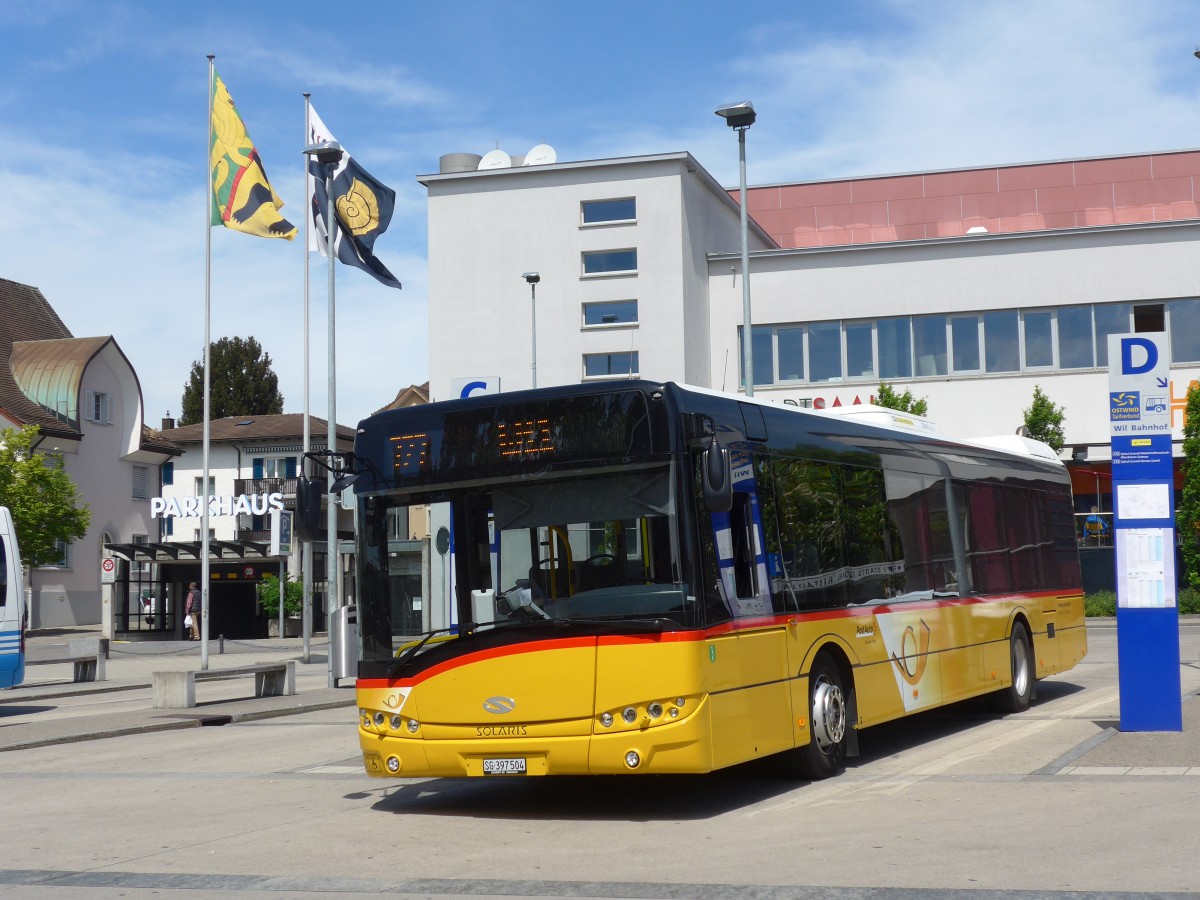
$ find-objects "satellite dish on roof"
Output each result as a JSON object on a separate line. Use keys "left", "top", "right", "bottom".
{"left": 477, "top": 149, "right": 512, "bottom": 170}
{"left": 523, "top": 144, "right": 557, "bottom": 166}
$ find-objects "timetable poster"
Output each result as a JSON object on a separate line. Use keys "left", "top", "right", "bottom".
{"left": 1115, "top": 527, "right": 1176, "bottom": 609}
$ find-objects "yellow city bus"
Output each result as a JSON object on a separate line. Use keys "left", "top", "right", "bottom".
{"left": 340, "top": 381, "right": 1085, "bottom": 779}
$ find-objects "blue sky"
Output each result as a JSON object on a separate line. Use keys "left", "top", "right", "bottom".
{"left": 4, "top": 0, "right": 1200, "bottom": 428}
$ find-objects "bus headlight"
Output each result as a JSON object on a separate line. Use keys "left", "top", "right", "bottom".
{"left": 625, "top": 750, "right": 641, "bottom": 769}
{"left": 373, "top": 712, "right": 385, "bottom": 726}
{"left": 407, "top": 719, "right": 419, "bottom": 734}
{"left": 647, "top": 701, "right": 663, "bottom": 719}
{"left": 599, "top": 712, "right": 614, "bottom": 728}
{"left": 390, "top": 715, "right": 402, "bottom": 730}
{"left": 622, "top": 706, "right": 638, "bottom": 724}
{"left": 386, "top": 756, "right": 401, "bottom": 773}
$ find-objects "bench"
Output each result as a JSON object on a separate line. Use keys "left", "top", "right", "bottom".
{"left": 152, "top": 661, "right": 296, "bottom": 709}
{"left": 26, "top": 654, "right": 106, "bottom": 683}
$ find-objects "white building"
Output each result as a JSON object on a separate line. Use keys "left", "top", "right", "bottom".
{"left": 420, "top": 147, "right": 1200, "bottom": 538}
{"left": 0, "top": 278, "right": 177, "bottom": 628}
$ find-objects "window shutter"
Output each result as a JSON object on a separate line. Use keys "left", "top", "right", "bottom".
{"left": 101, "top": 393, "right": 112, "bottom": 424}
{"left": 161, "top": 462, "right": 174, "bottom": 486}
{"left": 84, "top": 391, "right": 96, "bottom": 422}
{"left": 285, "top": 456, "right": 297, "bottom": 479}
{"left": 253, "top": 458, "right": 264, "bottom": 480}
{"left": 132, "top": 465, "right": 148, "bottom": 500}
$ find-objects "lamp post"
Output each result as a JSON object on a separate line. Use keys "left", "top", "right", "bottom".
{"left": 523, "top": 272, "right": 540, "bottom": 388}
{"left": 715, "top": 100, "right": 757, "bottom": 397}
{"left": 302, "top": 139, "right": 342, "bottom": 688}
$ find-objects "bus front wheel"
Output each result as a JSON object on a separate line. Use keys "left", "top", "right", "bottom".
{"left": 993, "top": 622, "right": 1033, "bottom": 714}
{"left": 785, "top": 651, "right": 847, "bottom": 780}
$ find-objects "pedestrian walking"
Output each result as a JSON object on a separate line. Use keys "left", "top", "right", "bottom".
{"left": 185, "top": 582, "right": 201, "bottom": 640}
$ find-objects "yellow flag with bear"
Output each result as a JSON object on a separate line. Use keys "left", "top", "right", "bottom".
{"left": 210, "top": 70, "right": 296, "bottom": 240}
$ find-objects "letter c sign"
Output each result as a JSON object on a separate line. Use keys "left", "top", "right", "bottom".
{"left": 459, "top": 381, "right": 488, "bottom": 398}
{"left": 1120, "top": 337, "right": 1158, "bottom": 376}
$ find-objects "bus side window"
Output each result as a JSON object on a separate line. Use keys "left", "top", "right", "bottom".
{"left": 0, "top": 533, "right": 7, "bottom": 602}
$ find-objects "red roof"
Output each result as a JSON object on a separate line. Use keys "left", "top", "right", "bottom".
{"left": 742, "top": 150, "right": 1200, "bottom": 249}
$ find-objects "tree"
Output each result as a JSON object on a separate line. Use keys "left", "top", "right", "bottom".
{"left": 1179, "top": 381, "right": 1200, "bottom": 589}
{"left": 179, "top": 336, "right": 284, "bottom": 426}
{"left": 0, "top": 425, "right": 90, "bottom": 568}
{"left": 257, "top": 572, "right": 302, "bottom": 617}
{"left": 1022, "top": 385, "right": 1066, "bottom": 452}
{"left": 875, "top": 382, "right": 928, "bottom": 416}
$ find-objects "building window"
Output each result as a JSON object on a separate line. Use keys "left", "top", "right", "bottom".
{"left": 132, "top": 465, "right": 149, "bottom": 500}
{"left": 48, "top": 540, "right": 70, "bottom": 568}
{"left": 582, "top": 300, "right": 638, "bottom": 327}
{"left": 132, "top": 533, "right": 150, "bottom": 573}
{"left": 777, "top": 327, "right": 805, "bottom": 381}
{"left": 1022, "top": 310, "right": 1054, "bottom": 368}
{"left": 1134, "top": 303, "right": 1165, "bottom": 333}
{"left": 582, "top": 249, "right": 637, "bottom": 275}
{"left": 194, "top": 476, "right": 215, "bottom": 496}
{"left": 582, "top": 198, "right": 636, "bottom": 224}
{"left": 808, "top": 322, "right": 842, "bottom": 383}
{"left": 1057, "top": 306, "right": 1094, "bottom": 368}
{"left": 161, "top": 461, "right": 174, "bottom": 486}
{"left": 845, "top": 322, "right": 875, "bottom": 379}
{"left": 84, "top": 391, "right": 112, "bottom": 424}
{"left": 878, "top": 317, "right": 913, "bottom": 379}
{"left": 913, "top": 316, "right": 948, "bottom": 376}
{"left": 983, "top": 310, "right": 1019, "bottom": 373}
{"left": 584, "top": 351, "right": 639, "bottom": 378}
{"left": 1170, "top": 298, "right": 1200, "bottom": 362}
{"left": 951, "top": 316, "right": 981, "bottom": 372}
{"left": 1094, "top": 303, "right": 1130, "bottom": 368}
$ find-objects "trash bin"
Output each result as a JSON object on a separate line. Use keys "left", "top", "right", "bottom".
{"left": 330, "top": 603, "right": 358, "bottom": 682}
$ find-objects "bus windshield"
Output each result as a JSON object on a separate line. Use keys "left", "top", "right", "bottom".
{"left": 357, "top": 464, "right": 693, "bottom": 664}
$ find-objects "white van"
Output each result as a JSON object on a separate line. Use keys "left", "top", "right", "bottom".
{"left": 0, "top": 507, "right": 26, "bottom": 689}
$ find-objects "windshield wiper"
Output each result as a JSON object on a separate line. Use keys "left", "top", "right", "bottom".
{"left": 485, "top": 615, "right": 673, "bottom": 634}
{"left": 393, "top": 626, "right": 455, "bottom": 672}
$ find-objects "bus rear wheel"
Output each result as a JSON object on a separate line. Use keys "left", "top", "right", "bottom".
{"left": 785, "top": 651, "right": 847, "bottom": 780}
{"left": 993, "top": 621, "right": 1033, "bottom": 714}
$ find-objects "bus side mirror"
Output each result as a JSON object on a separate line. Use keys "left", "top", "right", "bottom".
{"left": 701, "top": 439, "right": 732, "bottom": 512}
{"left": 295, "top": 477, "right": 324, "bottom": 542}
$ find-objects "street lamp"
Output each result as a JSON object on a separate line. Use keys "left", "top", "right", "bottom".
{"left": 302, "top": 139, "right": 342, "bottom": 688}
{"left": 523, "top": 272, "right": 540, "bottom": 388}
{"left": 715, "top": 100, "right": 757, "bottom": 397}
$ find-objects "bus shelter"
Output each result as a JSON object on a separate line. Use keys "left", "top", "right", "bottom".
{"left": 103, "top": 540, "right": 323, "bottom": 640}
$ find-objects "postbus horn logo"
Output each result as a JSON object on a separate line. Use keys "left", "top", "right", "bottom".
{"left": 890, "top": 619, "right": 931, "bottom": 685}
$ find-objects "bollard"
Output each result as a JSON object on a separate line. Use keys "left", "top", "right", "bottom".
{"left": 219, "top": 634, "right": 225, "bottom": 654}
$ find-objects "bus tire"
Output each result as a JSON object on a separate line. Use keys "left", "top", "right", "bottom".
{"left": 786, "top": 651, "right": 848, "bottom": 780}
{"left": 994, "top": 621, "right": 1033, "bottom": 714}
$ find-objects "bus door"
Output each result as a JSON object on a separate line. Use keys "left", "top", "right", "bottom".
{"left": 705, "top": 453, "right": 792, "bottom": 766}
{"left": 710, "top": 450, "right": 772, "bottom": 617}
{"left": 0, "top": 507, "right": 25, "bottom": 689}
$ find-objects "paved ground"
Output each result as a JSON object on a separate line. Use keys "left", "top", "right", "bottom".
{"left": 0, "top": 620, "right": 1197, "bottom": 898}
{"left": 0, "top": 628, "right": 356, "bottom": 752}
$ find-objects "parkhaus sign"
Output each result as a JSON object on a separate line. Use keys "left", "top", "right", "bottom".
{"left": 150, "top": 493, "right": 285, "bottom": 519}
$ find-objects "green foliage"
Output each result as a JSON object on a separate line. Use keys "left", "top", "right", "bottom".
{"left": 875, "top": 382, "right": 928, "bottom": 416}
{"left": 1084, "top": 589, "right": 1200, "bottom": 616}
{"left": 1178, "top": 382, "right": 1200, "bottom": 589}
{"left": 0, "top": 425, "right": 90, "bottom": 568}
{"left": 1022, "top": 385, "right": 1066, "bottom": 452}
{"left": 257, "top": 573, "right": 303, "bottom": 617}
{"left": 1179, "top": 588, "right": 1200, "bottom": 615}
{"left": 179, "top": 336, "right": 284, "bottom": 426}
{"left": 1083, "top": 591, "right": 1117, "bottom": 617}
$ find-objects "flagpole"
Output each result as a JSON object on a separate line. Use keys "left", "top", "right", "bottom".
{"left": 301, "top": 93, "right": 312, "bottom": 666}
{"left": 324, "top": 156, "right": 338, "bottom": 689}
{"left": 201, "top": 55, "right": 214, "bottom": 671}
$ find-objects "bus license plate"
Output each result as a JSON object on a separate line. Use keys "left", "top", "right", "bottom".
{"left": 483, "top": 757, "right": 526, "bottom": 775}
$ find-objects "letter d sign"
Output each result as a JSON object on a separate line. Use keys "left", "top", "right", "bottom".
{"left": 1120, "top": 337, "right": 1158, "bottom": 376}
